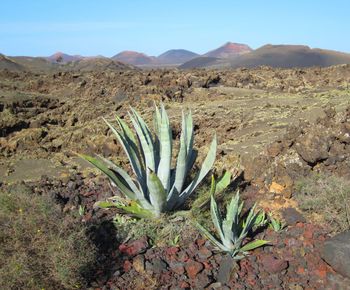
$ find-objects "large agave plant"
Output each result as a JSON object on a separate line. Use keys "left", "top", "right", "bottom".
{"left": 196, "top": 176, "right": 268, "bottom": 259}
{"left": 80, "top": 104, "right": 216, "bottom": 218}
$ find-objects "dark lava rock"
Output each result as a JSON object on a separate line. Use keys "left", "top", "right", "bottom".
{"left": 295, "top": 131, "right": 331, "bottom": 164}
{"left": 322, "top": 231, "right": 350, "bottom": 278}
{"left": 145, "top": 258, "right": 168, "bottom": 274}
{"left": 282, "top": 207, "right": 306, "bottom": 225}
{"left": 217, "top": 254, "right": 237, "bottom": 284}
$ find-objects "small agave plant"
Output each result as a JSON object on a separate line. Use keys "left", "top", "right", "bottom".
{"left": 196, "top": 176, "right": 269, "bottom": 259}
{"left": 80, "top": 104, "right": 216, "bottom": 218}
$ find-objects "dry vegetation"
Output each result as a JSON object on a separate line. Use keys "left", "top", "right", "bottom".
{"left": 0, "top": 184, "right": 96, "bottom": 289}
{"left": 295, "top": 173, "right": 350, "bottom": 234}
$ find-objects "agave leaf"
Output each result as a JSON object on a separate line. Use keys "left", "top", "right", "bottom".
{"left": 195, "top": 222, "right": 228, "bottom": 252}
{"left": 116, "top": 200, "right": 155, "bottom": 219}
{"left": 103, "top": 118, "right": 145, "bottom": 183}
{"left": 215, "top": 171, "right": 231, "bottom": 194}
{"left": 79, "top": 154, "right": 136, "bottom": 200}
{"left": 148, "top": 170, "right": 167, "bottom": 216}
{"left": 95, "top": 201, "right": 119, "bottom": 208}
{"left": 129, "top": 109, "right": 156, "bottom": 174}
{"left": 96, "top": 155, "right": 153, "bottom": 210}
{"left": 210, "top": 194, "right": 226, "bottom": 244}
{"left": 153, "top": 103, "right": 162, "bottom": 164}
{"left": 240, "top": 239, "right": 269, "bottom": 252}
{"left": 96, "top": 155, "right": 141, "bottom": 196}
{"left": 157, "top": 104, "right": 172, "bottom": 191}
{"left": 115, "top": 116, "right": 139, "bottom": 156}
{"left": 177, "top": 135, "right": 217, "bottom": 206}
{"left": 185, "top": 111, "right": 194, "bottom": 153}
{"left": 167, "top": 113, "right": 189, "bottom": 208}
{"left": 222, "top": 192, "right": 240, "bottom": 244}
{"left": 210, "top": 175, "right": 216, "bottom": 195}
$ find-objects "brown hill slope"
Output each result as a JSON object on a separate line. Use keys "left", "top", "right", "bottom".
{"left": 9, "top": 56, "right": 60, "bottom": 72}
{"left": 0, "top": 54, "right": 25, "bottom": 71}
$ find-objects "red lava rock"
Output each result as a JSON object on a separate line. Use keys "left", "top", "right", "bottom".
{"left": 123, "top": 260, "right": 132, "bottom": 272}
{"left": 197, "top": 246, "right": 213, "bottom": 260}
{"left": 196, "top": 238, "right": 206, "bottom": 247}
{"left": 179, "top": 281, "right": 190, "bottom": 288}
{"left": 118, "top": 236, "right": 149, "bottom": 257}
{"left": 296, "top": 266, "right": 306, "bottom": 275}
{"left": 169, "top": 262, "right": 185, "bottom": 275}
{"left": 261, "top": 256, "right": 289, "bottom": 274}
{"left": 166, "top": 246, "right": 179, "bottom": 256}
{"left": 185, "top": 260, "right": 204, "bottom": 279}
{"left": 304, "top": 227, "right": 314, "bottom": 240}
{"left": 203, "top": 261, "right": 213, "bottom": 270}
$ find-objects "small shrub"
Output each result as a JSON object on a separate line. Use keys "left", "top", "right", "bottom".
{"left": 0, "top": 185, "right": 96, "bottom": 289}
{"left": 295, "top": 172, "right": 350, "bottom": 234}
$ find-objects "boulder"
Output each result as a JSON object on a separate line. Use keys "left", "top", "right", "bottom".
{"left": 322, "top": 231, "right": 350, "bottom": 278}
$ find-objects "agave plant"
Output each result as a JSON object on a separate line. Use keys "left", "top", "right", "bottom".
{"left": 196, "top": 176, "right": 268, "bottom": 259}
{"left": 80, "top": 104, "right": 216, "bottom": 218}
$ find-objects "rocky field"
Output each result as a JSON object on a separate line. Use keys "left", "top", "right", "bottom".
{"left": 1, "top": 65, "right": 350, "bottom": 289}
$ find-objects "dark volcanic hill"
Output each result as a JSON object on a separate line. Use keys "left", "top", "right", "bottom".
{"left": 47, "top": 52, "right": 83, "bottom": 63}
{"left": 0, "top": 54, "right": 25, "bottom": 71}
{"left": 63, "top": 57, "right": 135, "bottom": 71}
{"left": 229, "top": 45, "right": 350, "bottom": 68}
{"left": 180, "top": 45, "right": 350, "bottom": 69}
{"left": 179, "top": 57, "right": 221, "bottom": 69}
{"left": 157, "top": 49, "right": 199, "bottom": 64}
{"left": 112, "top": 51, "right": 156, "bottom": 65}
{"left": 204, "top": 42, "right": 252, "bottom": 58}
{"left": 8, "top": 56, "right": 60, "bottom": 72}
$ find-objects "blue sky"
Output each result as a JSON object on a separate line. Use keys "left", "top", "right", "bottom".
{"left": 1, "top": 0, "right": 349, "bottom": 56}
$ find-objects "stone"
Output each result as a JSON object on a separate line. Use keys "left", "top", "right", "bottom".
{"left": 217, "top": 255, "right": 236, "bottom": 284}
{"left": 295, "top": 132, "right": 331, "bottom": 164}
{"left": 261, "top": 255, "right": 288, "bottom": 274}
{"left": 267, "top": 142, "right": 283, "bottom": 157}
{"left": 269, "top": 182, "right": 285, "bottom": 194}
{"left": 197, "top": 246, "right": 213, "bottom": 260}
{"left": 185, "top": 260, "right": 204, "bottom": 279}
{"left": 322, "top": 231, "right": 350, "bottom": 278}
{"left": 118, "top": 236, "right": 149, "bottom": 257}
{"left": 169, "top": 262, "right": 185, "bottom": 275}
{"left": 145, "top": 258, "right": 168, "bottom": 274}
{"left": 282, "top": 208, "right": 306, "bottom": 225}
{"left": 133, "top": 255, "right": 145, "bottom": 273}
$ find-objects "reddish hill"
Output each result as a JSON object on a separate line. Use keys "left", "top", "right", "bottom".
{"left": 112, "top": 51, "right": 156, "bottom": 65}
{"left": 204, "top": 42, "right": 252, "bottom": 58}
{"left": 47, "top": 52, "right": 83, "bottom": 63}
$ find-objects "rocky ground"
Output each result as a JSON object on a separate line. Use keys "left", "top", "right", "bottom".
{"left": 1, "top": 65, "right": 350, "bottom": 289}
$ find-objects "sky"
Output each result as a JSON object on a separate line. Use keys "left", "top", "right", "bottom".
{"left": 0, "top": 0, "right": 349, "bottom": 57}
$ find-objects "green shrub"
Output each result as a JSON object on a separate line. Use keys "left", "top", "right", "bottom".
{"left": 295, "top": 172, "right": 350, "bottom": 234}
{"left": 81, "top": 104, "right": 217, "bottom": 218}
{"left": 0, "top": 185, "right": 96, "bottom": 289}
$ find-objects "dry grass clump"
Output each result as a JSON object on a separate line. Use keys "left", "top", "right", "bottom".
{"left": 0, "top": 184, "right": 96, "bottom": 289}
{"left": 295, "top": 172, "right": 350, "bottom": 234}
